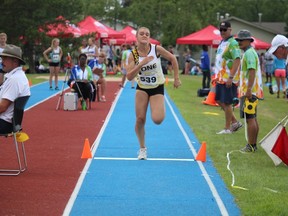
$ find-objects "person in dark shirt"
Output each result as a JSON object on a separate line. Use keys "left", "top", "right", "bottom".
{"left": 200, "top": 45, "right": 211, "bottom": 88}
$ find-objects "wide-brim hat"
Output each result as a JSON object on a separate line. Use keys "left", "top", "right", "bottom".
{"left": 235, "top": 30, "right": 254, "bottom": 42}
{"left": 268, "top": 34, "right": 288, "bottom": 54}
{"left": 0, "top": 44, "right": 25, "bottom": 65}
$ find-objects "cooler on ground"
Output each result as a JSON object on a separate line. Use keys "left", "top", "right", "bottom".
{"left": 64, "top": 92, "right": 78, "bottom": 111}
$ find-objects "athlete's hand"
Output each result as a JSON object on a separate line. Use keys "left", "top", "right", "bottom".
{"left": 174, "top": 78, "right": 181, "bottom": 88}
{"left": 141, "top": 56, "right": 154, "bottom": 66}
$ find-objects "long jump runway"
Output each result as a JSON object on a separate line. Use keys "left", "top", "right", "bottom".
{"left": 63, "top": 85, "right": 240, "bottom": 216}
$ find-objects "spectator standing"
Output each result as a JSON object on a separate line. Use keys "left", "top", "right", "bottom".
{"left": 264, "top": 50, "right": 274, "bottom": 84}
{"left": 43, "top": 38, "right": 63, "bottom": 90}
{"left": 236, "top": 30, "right": 263, "bottom": 152}
{"left": 259, "top": 52, "right": 265, "bottom": 75}
{"left": 268, "top": 35, "right": 288, "bottom": 97}
{"left": 273, "top": 55, "right": 286, "bottom": 98}
{"left": 0, "top": 33, "right": 7, "bottom": 85}
{"left": 200, "top": 45, "right": 211, "bottom": 88}
{"left": 183, "top": 49, "right": 191, "bottom": 75}
{"left": 86, "top": 37, "right": 99, "bottom": 64}
{"left": 120, "top": 44, "right": 134, "bottom": 88}
{"left": 107, "top": 45, "right": 116, "bottom": 72}
{"left": 214, "top": 21, "right": 242, "bottom": 134}
{"left": 79, "top": 38, "right": 89, "bottom": 55}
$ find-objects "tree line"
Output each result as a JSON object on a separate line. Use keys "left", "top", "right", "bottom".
{"left": 0, "top": 0, "right": 287, "bottom": 72}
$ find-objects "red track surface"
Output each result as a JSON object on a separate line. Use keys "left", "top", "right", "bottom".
{"left": 0, "top": 81, "right": 120, "bottom": 215}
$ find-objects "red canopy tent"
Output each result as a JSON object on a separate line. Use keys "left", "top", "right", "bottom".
{"left": 77, "top": 16, "right": 125, "bottom": 39}
{"left": 176, "top": 25, "right": 221, "bottom": 47}
{"left": 176, "top": 24, "right": 271, "bottom": 50}
{"left": 107, "top": 26, "right": 160, "bottom": 45}
{"left": 251, "top": 37, "right": 271, "bottom": 50}
{"left": 43, "top": 16, "right": 88, "bottom": 38}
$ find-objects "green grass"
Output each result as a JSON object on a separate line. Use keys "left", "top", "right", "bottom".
{"left": 27, "top": 73, "right": 287, "bottom": 215}
{"left": 26, "top": 73, "right": 49, "bottom": 85}
{"left": 165, "top": 75, "right": 288, "bottom": 216}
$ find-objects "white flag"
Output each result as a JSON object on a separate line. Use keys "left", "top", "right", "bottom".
{"left": 260, "top": 124, "right": 283, "bottom": 166}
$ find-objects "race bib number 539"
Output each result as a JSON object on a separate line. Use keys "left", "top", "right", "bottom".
{"left": 139, "top": 75, "right": 157, "bottom": 86}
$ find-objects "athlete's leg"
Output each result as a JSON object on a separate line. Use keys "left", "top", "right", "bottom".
{"left": 49, "top": 66, "right": 55, "bottom": 88}
{"left": 135, "top": 90, "right": 149, "bottom": 149}
{"left": 149, "top": 94, "right": 165, "bottom": 125}
{"left": 54, "top": 66, "right": 60, "bottom": 89}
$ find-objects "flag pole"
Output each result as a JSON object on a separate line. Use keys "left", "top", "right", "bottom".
{"left": 283, "top": 115, "right": 288, "bottom": 127}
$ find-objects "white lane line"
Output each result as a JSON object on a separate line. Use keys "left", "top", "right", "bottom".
{"left": 164, "top": 95, "right": 229, "bottom": 216}
{"left": 94, "top": 157, "right": 195, "bottom": 162}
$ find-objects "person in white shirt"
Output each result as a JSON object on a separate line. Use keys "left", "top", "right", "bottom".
{"left": 0, "top": 44, "right": 30, "bottom": 133}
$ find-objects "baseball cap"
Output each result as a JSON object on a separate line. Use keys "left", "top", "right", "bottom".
{"left": 268, "top": 34, "right": 288, "bottom": 54}
{"left": 219, "top": 21, "right": 231, "bottom": 29}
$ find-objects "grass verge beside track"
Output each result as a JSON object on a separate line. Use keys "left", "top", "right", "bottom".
{"left": 165, "top": 74, "right": 288, "bottom": 216}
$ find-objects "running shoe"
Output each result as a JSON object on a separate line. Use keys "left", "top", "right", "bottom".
{"left": 240, "top": 144, "right": 257, "bottom": 152}
{"left": 55, "top": 87, "right": 59, "bottom": 90}
{"left": 216, "top": 129, "right": 232, "bottom": 135}
{"left": 230, "top": 121, "right": 243, "bottom": 132}
{"left": 138, "top": 148, "right": 147, "bottom": 160}
{"left": 49, "top": 86, "right": 53, "bottom": 90}
{"left": 100, "top": 96, "right": 106, "bottom": 102}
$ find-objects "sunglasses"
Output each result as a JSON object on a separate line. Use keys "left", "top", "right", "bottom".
{"left": 219, "top": 28, "right": 228, "bottom": 32}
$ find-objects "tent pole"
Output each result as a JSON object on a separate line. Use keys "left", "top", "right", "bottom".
{"left": 210, "top": 45, "right": 213, "bottom": 66}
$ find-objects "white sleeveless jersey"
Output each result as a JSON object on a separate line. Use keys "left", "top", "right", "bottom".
{"left": 87, "top": 45, "right": 96, "bottom": 61}
{"left": 51, "top": 46, "right": 61, "bottom": 63}
{"left": 81, "top": 46, "right": 89, "bottom": 55}
{"left": 137, "top": 44, "right": 165, "bottom": 89}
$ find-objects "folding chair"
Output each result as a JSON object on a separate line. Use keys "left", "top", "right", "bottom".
{"left": 0, "top": 96, "right": 30, "bottom": 176}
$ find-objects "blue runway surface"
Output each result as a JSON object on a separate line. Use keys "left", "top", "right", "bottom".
{"left": 26, "top": 81, "right": 68, "bottom": 110}
{"left": 63, "top": 85, "right": 240, "bottom": 216}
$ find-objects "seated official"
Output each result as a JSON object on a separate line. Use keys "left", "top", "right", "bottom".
{"left": 0, "top": 45, "right": 31, "bottom": 133}
{"left": 68, "top": 53, "right": 94, "bottom": 101}
{"left": 88, "top": 52, "right": 107, "bottom": 102}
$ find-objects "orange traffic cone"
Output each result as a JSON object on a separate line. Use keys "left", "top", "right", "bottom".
{"left": 165, "top": 77, "right": 169, "bottom": 85}
{"left": 202, "top": 86, "right": 218, "bottom": 106}
{"left": 81, "top": 138, "right": 92, "bottom": 159}
{"left": 195, "top": 141, "right": 206, "bottom": 162}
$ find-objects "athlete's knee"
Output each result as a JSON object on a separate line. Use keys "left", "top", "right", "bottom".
{"left": 136, "top": 116, "right": 146, "bottom": 126}
{"left": 152, "top": 115, "right": 165, "bottom": 125}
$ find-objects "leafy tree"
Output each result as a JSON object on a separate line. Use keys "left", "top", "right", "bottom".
{"left": 0, "top": 0, "right": 287, "bottom": 72}
{"left": 0, "top": 0, "right": 83, "bottom": 72}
